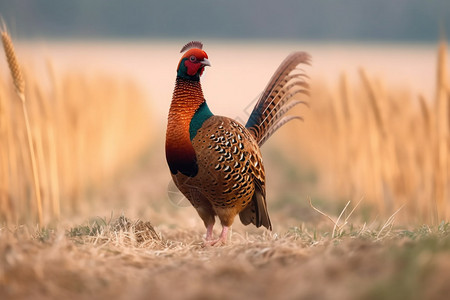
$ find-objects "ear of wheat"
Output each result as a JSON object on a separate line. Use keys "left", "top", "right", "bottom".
{"left": 1, "top": 31, "right": 25, "bottom": 101}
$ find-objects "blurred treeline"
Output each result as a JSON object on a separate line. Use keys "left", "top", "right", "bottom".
{"left": 1, "top": 0, "right": 449, "bottom": 41}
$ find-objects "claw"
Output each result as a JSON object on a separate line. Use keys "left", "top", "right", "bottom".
{"left": 202, "top": 239, "right": 215, "bottom": 247}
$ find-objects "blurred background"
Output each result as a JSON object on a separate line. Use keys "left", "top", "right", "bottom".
{"left": 1, "top": 0, "right": 449, "bottom": 41}
{"left": 0, "top": 0, "right": 450, "bottom": 228}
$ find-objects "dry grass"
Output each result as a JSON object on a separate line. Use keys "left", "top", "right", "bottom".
{"left": 0, "top": 32, "right": 153, "bottom": 225}
{"left": 288, "top": 41, "right": 450, "bottom": 224}
{"left": 2, "top": 217, "right": 450, "bottom": 300}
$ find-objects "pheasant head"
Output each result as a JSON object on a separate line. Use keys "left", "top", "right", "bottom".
{"left": 177, "top": 41, "right": 211, "bottom": 81}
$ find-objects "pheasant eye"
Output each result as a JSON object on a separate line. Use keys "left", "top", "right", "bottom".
{"left": 189, "top": 56, "right": 196, "bottom": 62}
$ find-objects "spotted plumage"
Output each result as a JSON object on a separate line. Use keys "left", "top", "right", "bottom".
{"left": 165, "top": 41, "right": 310, "bottom": 245}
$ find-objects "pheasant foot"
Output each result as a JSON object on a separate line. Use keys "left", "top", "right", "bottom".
{"left": 209, "top": 226, "right": 229, "bottom": 246}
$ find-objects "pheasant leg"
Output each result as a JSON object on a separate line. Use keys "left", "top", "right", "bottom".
{"left": 205, "top": 223, "right": 214, "bottom": 241}
{"left": 210, "top": 225, "right": 229, "bottom": 246}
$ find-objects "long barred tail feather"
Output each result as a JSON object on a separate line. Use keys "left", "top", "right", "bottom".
{"left": 246, "top": 52, "right": 310, "bottom": 146}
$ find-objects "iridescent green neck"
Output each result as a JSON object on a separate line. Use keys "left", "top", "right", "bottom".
{"left": 190, "top": 102, "right": 213, "bottom": 140}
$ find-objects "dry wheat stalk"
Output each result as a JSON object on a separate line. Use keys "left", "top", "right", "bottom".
{"left": 419, "top": 94, "right": 431, "bottom": 133}
{"left": 433, "top": 40, "right": 449, "bottom": 222}
{"left": 0, "top": 81, "right": 13, "bottom": 222}
{"left": 1, "top": 29, "right": 43, "bottom": 226}
{"left": 359, "top": 68, "right": 386, "bottom": 138}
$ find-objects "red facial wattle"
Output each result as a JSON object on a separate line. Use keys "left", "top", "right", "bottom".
{"left": 185, "top": 60, "right": 204, "bottom": 76}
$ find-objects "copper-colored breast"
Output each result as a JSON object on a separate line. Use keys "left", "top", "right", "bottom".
{"left": 165, "top": 78, "right": 205, "bottom": 176}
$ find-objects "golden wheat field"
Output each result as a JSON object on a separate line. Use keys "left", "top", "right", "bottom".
{"left": 1, "top": 32, "right": 450, "bottom": 300}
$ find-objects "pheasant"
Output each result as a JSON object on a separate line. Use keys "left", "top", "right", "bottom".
{"left": 165, "top": 41, "right": 310, "bottom": 245}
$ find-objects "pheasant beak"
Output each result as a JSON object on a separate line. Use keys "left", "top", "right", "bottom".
{"left": 201, "top": 58, "right": 211, "bottom": 67}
